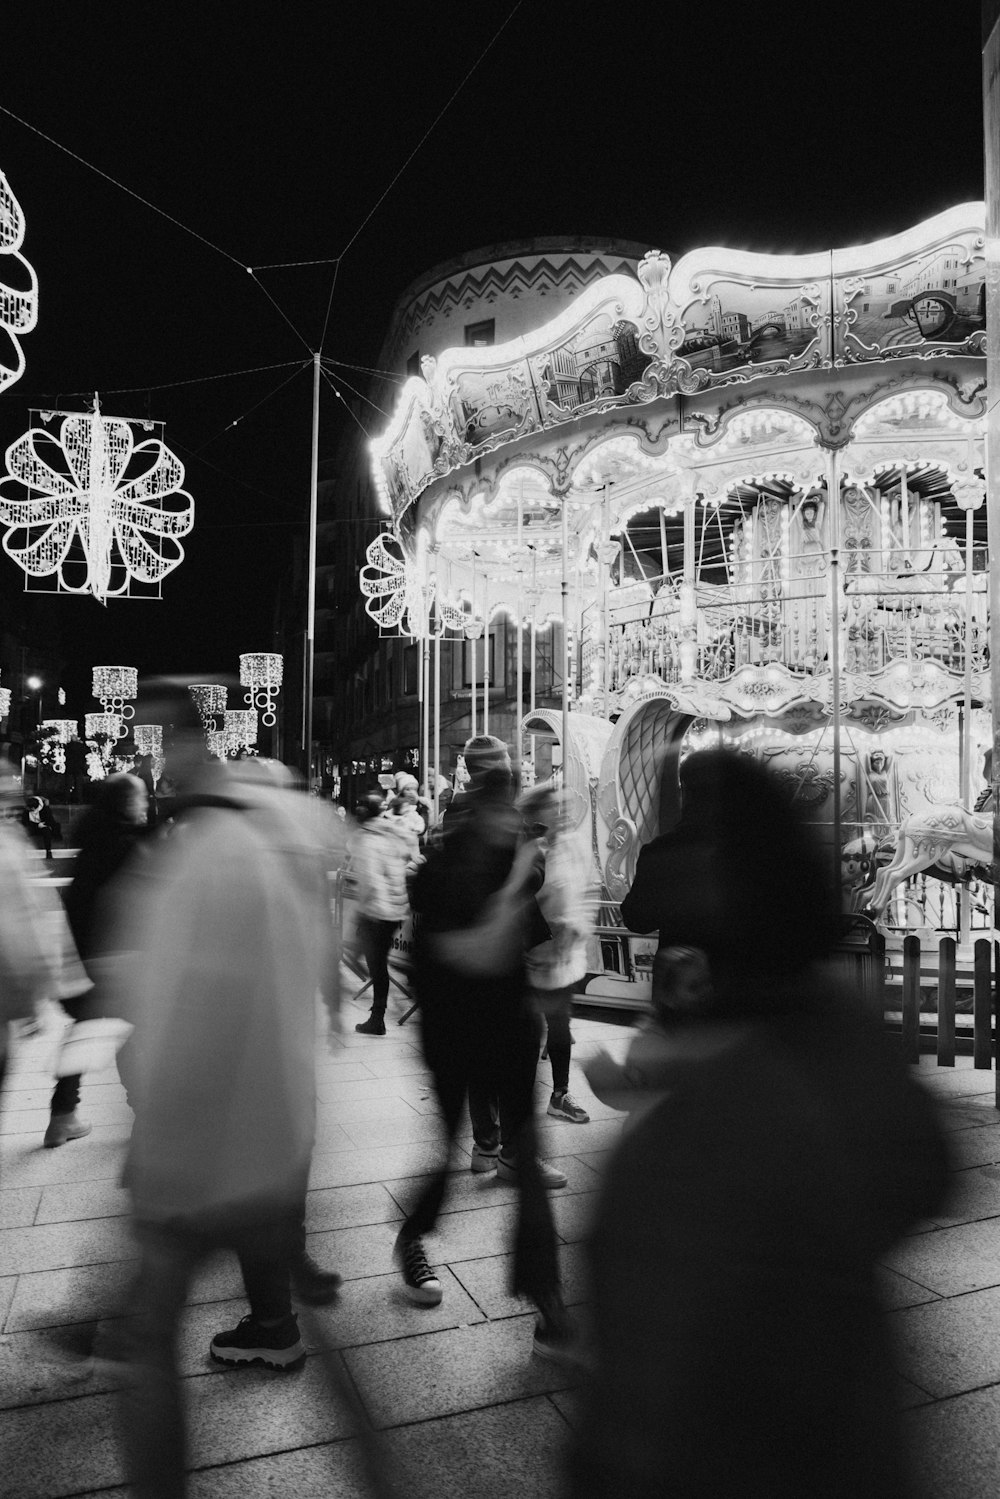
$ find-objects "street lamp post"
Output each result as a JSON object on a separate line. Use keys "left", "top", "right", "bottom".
{"left": 22, "top": 674, "right": 42, "bottom": 791}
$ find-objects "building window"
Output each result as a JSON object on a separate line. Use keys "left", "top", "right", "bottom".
{"left": 406, "top": 351, "right": 421, "bottom": 379}
{"left": 862, "top": 302, "right": 870, "bottom": 312}
{"left": 464, "top": 319, "right": 495, "bottom": 348}
{"left": 886, "top": 282, "right": 896, "bottom": 293}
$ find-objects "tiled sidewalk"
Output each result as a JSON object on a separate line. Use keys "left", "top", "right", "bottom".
{"left": 3, "top": 986, "right": 1000, "bottom": 1498}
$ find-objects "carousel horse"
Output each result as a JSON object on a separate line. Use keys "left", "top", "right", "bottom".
{"left": 865, "top": 804, "right": 994, "bottom": 917}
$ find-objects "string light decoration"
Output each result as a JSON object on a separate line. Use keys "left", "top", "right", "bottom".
{"left": 223, "top": 709, "right": 258, "bottom": 756}
{"left": 205, "top": 728, "right": 226, "bottom": 760}
{"left": 84, "top": 713, "right": 130, "bottom": 780}
{"left": 188, "top": 683, "right": 227, "bottom": 732}
{"left": 92, "top": 666, "right": 136, "bottom": 740}
{"left": 0, "top": 396, "right": 194, "bottom": 603}
{"left": 0, "top": 687, "right": 10, "bottom": 719}
{"left": 239, "top": 653, "right": 283, "bottom": 727}
{"left": 0, "top": 169, "right": 38, "bottom": 395}
{"left": 133, "top": 724, "right": 165, "bottom": 784}
{"left": 85, "top": 712, "right": 124, "bottom": 740}
{"left": 40, "top": 718, "right": 79, "bottom": 776}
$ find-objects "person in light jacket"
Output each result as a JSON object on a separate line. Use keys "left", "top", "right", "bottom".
{"left": 352, "top": 792, "right": 419, "bottom": 1036}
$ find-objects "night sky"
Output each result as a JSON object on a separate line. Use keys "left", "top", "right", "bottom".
{"left": 0, "top": 2, "right": 986, "bottom": 711}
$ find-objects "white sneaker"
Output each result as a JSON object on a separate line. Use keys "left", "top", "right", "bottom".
{"left": 497, "top": 1154, "right": 567, "bottom": 1189}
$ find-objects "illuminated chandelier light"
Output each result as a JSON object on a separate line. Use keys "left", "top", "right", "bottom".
{"left": 0, "top": 168, "right": 38, "bottom": 395}
{"left": 0, "top": 395, "right": 194, "bottom": 603}
{"left": 133, "top": 723, "right": 165, "bottom": 784}
{"left": 0, "top": 687, "right": 11, "bottom": 718}
{"left": 85, "top": 712, "right": 124, "bottom": 740}
{"left": 205, "top": 728, "right": 227, "bottom": 760}
{"left": 239, "top": 653, "right": 283, "bottom": 727}
{"left": 189, "top": 683, "right": 227, "bottom": 732}
{"left": 223, "top": 709, "right": 258, "bottom": 756}
{"left": 92, "top": 665, "right": 136, "bottom": 740}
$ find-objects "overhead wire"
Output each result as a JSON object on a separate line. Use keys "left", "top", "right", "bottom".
{"left": 188, "top": 361, "right": 313, "bottom": 453}
{"left": 318, "top": 364, "right": 371, "bottom": 438}
{"left": 320, "top": 359, "right": 391, "bottom": 418}
{"left": 317, "top": 0, "right": 524, "bottom": 350}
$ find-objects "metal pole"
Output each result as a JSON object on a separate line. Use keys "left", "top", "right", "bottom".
{"left": 515, "top": 492, "right": 524, "bottom": 775}
{"left": 470, "top": 556, "right": 478, "bottom": 739}
{"left": 304, "top": 351, "right": 320, "bottom": 783}
{"left": 561, "top": 492, "right": 569, "bottom": 787}
{"left": 828, "top": 449, "right": 842, "bottom": 892}
{"left": 433, "top": 625, "right": 441, "bottom": 823}
{"left": 960, "top": 504, "right": 976, "bottom": 943}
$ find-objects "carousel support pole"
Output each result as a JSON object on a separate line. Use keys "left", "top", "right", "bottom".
{"left": 561, "top": 491, "right": 570, "bottom": 788}
{"left": 658, "top": 504, "right": 669, "bottom": 585}
{"left": 960, "top": 504, "right": 977, "bottom": 943}
{"left": 483, "top": 604, "right": 490, "bottom": 739}
{"left": 433, "top": 632, "right": 441, "bottom": 825}
{"left": 828, "top": 449, "right": 843, "bottom": 895}
{"left": 470, "top": 555, "right": 478, "bottom": 739}
{"left": 421, "top": 601, "right": 431, "bottom": 813}
{"left": 529, "top": 547, "right": 538, "bottom": 781}
{"left": 516, "top": 584, "right": 524, "bottom": 778}
{"left": 304, "top": 351, "right": 321, "bottom": 784}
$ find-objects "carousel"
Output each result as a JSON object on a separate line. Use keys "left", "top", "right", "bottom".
{"left": 365, "top": 203, "right": 990, "bottom": 1005}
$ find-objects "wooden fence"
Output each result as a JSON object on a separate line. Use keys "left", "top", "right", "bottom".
{"left": 835, "top": 919, "right": 999, "bottom": 1106}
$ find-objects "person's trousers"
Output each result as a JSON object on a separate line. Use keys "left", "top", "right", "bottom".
{"left": 357, "top": 914, "right": 398, "bottom": 1018}
{"left": 119, "top": 1211, "right": 296, "bottom": 1499}
{"left": 402, "top": 971, "right": 559, "bottom": 1305}
{"left": 532, "top": 984, "right": 575, "bottom": 1094}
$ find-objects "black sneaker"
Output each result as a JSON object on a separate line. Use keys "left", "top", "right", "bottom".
{"left": 209, "top": 1313, "right": 305, "bottom": 1371}
{"left": 532, "top": 1316, "right": 587, "bottom": 1371}
{"left": 291, "top": 1251, "right": 342, "bottom": 1306}
{"left": 393, "top": 1231, "right": 443, "bottom": 1306}
{"left": 355, "top": 1015, "right": 386, "bottom": 1036}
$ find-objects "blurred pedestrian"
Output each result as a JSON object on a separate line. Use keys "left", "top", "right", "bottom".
{"left": 45, "top": 772, "right": 149, "bottom": 1147}
{"left": 518, "top": 781, "right": 592, "bottom": 1125}
{"left": 398, "top": 734, "right": 574, "bottom": 1361}
{"left": 0, "top": 772, "right": 56, "bottom": 1164}
{"left": 21, "top": 793, "right": 60, "bottom": 861}
{"left": 351, "top": 790, "right": 419, "bottom": 1035}
{"left": 571, "top": 750, "right": 950, "bottom": 1499}
{"left": 116, "top": 733, "right": 340, "bottom": 1497}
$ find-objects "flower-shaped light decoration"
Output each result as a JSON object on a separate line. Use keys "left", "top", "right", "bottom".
{"left": 93, "top": 665, "right": 137, "bottom": 739}
{"left": 239, "top": 653, "right": 283, "bottom": 727}
{"left": 133, "top": 724, "right": 165, "bottom": 785}
{"left": 360, "top": 533, "right": 427, "bottom": 638}
{"left": 0, "top": 169, "right": 38, "bottom": 394}
{"left": 0, "top": 397, "right": 194, "bottom": 603}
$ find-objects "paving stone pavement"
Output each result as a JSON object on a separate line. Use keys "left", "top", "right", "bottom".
{"left": 3, "top": 981, "right": 1000, "bottom": 1499}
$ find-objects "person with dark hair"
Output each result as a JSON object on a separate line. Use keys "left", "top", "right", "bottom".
{"left": 21, "top": 794, "right": 60, "bottom": 861}
{"left": 45, "top": 772, "right": 149, "bottom": 1147}
{"left": 396, "top": 734, "right": 574, "bottom": 1361}
{"left": 572, "top": 749, "right": 950, "bottom": 1499}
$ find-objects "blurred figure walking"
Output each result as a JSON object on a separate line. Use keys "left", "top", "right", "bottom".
{"left": 351, "top": 789, "right": 419, "bottom": 1035}
{"left": 115, "top": 729, "right": 338, "bottom": 1499}
{"left": 399, "top": 735, "right": 573, "bottom": 1360}
{"left": 571, "top": 750, "right": 950, "bottom": 1499}
{"left": 46, "top": 772, "right": 149, "bottom": 1146}
{"left": 518, "top": 782, "right": 592, "bottom": 1125}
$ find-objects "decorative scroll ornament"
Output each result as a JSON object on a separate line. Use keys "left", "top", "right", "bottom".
{"left": 0, "top": 169, "right": 38, "bottom": 394}
{"left": 0, "top": 396, "right": 194, "bottom": 603}
{"left": 360, "top": 533, "right": 426, "bottom": 637}
{"left": 133, "top": 724, "right": 164, "bottom": 784}
{"left": 189, "top": 683, "right": 227, "bottom": 733}
{"left": 239, "top": 653, "right": 283, "bottom": 727}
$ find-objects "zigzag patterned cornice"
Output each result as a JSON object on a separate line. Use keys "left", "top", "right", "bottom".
{"left": 386, "top": 255, "right": 642, "bottom": 355}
